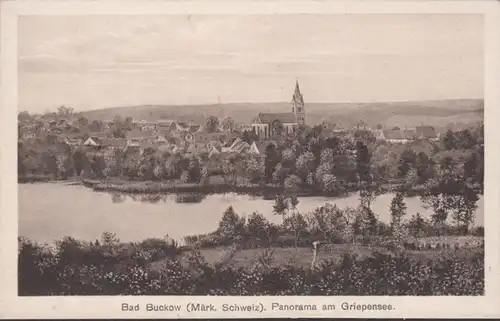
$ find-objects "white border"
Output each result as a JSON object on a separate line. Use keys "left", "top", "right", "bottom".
{"left": 1, "top": 0, "right": 500, "bottom": 318}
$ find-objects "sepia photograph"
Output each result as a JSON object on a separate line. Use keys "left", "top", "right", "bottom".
{"left": 2, "top": 0, "right": 500, "bottom": 318}
{"left": 16, "top": 13, "right": 486, "bottom": 296}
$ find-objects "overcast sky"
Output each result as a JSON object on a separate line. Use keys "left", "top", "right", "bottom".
{"left": 18, "top": 14, "right": 483, "bottom": 113}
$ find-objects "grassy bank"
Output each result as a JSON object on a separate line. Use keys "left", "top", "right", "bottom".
{"left": 79, "top": 177, "right": 461, "bottom": 198}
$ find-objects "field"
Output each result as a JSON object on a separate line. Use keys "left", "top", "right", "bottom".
{"left": 150, "top": 241, "right": 483, "bottom": 271}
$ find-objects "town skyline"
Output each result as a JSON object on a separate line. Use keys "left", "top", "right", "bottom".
{"left": 19, "top": 14, "right": 483, "bottom": 113}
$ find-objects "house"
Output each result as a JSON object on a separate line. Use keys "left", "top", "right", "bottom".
{"left": 238, "top": 124, "right": 254, "bottom": 133}
{"left": 60, "top": 134, "right": 84, "bottom": 146}
{"left": 404, "top": 129, "right": 417, "bottom": 141}
{"left": 124, "top": 144, "right": 141, "bottom": 156}
{"left": 155, "top": 135, "right": 168, "bottom": 144}
{"left": 101, "top": 138, "right": 128, "bottom": 151}
{"left": 415, "top": 125, "right": 439, "bottom": 141}
{"left": 126, "top": 130, "right": 157, "bottom": 145}
{"left": 186, "top": 143, "right": 206, "bottom": 155}
{"left": 19, "top": 132, "right": 37, "bottom": 140}
{"left": 139, "top": 122, "right": 157, "bottom": 131}
{"left": 227, "top": 137, "right": 250, "bottom": 154}
{"left": 208, "top": 145, "right": 222, "bottom": 158}
{"left": 189, "top": 124, "right": 201, "bottom": 132}
{"left": 156, "top": 120, "right": 177, "bottom": 133}
{"left": 83, "top": 136, "right": 103, "bottom": 147}
{"left": 250, "top": 81, "right": 305, "bottom": 138}
{"left": 249, "top": 140, "right": 278, "bottom": 155}
{"left": 175, "top": 122, "right": 190, "bottom": 132}
{"left": 193, "top": 132, "right": 227, "bottom": 145}
{"left": 378, "top": 128, "right": 414, "bottom": 144}
{"left": 139, "top": 142, "right": 158, "bottom": 155}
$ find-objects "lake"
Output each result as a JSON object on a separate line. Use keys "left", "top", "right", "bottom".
{"left": 18, "top": 183, "right": 485, "bottom": 245}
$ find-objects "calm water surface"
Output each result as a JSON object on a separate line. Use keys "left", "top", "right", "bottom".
{"left": 19, "top": 183, "right": 485, "bottom": 244}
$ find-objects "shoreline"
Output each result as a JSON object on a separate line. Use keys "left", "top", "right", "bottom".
{"left": 18, "top": 176, "right": 484, "bottom": 198}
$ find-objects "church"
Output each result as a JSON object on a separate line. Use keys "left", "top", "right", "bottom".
{"left": 250, "top": 81, "right": 306, "bottom": 139}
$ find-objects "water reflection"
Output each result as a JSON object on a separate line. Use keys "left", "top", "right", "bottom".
{"left": 108, "top": 192, "right": 209, "bottom": 204}
{"left": 111, "top": 193, "right": 125, "bottom": 203}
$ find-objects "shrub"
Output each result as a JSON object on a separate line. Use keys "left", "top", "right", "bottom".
{"left": 18, "top": 235, "right": 484, "bottom": 296}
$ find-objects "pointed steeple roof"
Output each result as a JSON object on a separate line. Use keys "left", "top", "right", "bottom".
{"left": 293, "top": 80, "right": 304, "bottom": 104}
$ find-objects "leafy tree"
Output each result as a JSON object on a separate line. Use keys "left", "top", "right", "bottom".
{"left": 390, "top": 192, "right": 407, "bottom": 231}
{"left": 398, "top": 148, "right": 417, "bottom": 178}
{"left": 451, "top": 184, "right": 479, "bottom": 235}
{"left": 188, "top": 157, "right": 202, "bottom": 183}
{"left": 77, "top": 116, "right": 89, "bottom": 128}
{"left": 355, "top": 141, "right": 371, "bottom": 184}
{"left": 416, "top": 152, "right": 434, "bottom": 184}
{"left": 264, "top": 144, "right": 279, "bottom": 183}
{"left": 354, "top": 129, "right": 376, "bottom": 145}
{"left": 180, "top": 170, "right": 189, "bottom": 183}
{"left": 247, "top": 212, "right": 271, "bottom": 245}
{"left": 455, "top": 129, "right": 477, "bottom": 149}
{"left": 322, "top": 174, "right": 339, "bottom": 193}
{"left": 281, "top": 148, "right": 296, "bottom": 165}
{"left": 271, "top": 119, "right": 284, "bottom": 137}
{"left": 273, "top": 195, "right": 288, "bottom": 225}
{"left": 221, "top": 116, "right": 235, "bottom": 132}
{"left": 124, "top": 117, "right": 134, "bottom": 130}
{"left": 442, "top": 129, "right": 456, "bottom": 150}
{"left": 57, "top": 105, "right": 74, "bottom": 118}
{"left": 89, "top": 120, "right": 104, "bottom": 132}
{"left": 240, "top": 130, "right": 259, "bottom": 144}
{"left": 204, "top": 115, "right": 220, "bottom": 133}
{"left": 295, "top": 152, "right": 315, "bottom": 181}
{"left": 320, "top": 148, "right": 334, "bottom": 165}
{"left": 41, "top": 151, "right": 58, "bottom": 179}
{"left": 90, "top": 155, "right": 107, "bottom": 178}
{"left": 308, "top": 204, "right": 350, "bottom": 243}
{"left": 18, "top": 111, "right": 32, "bottom": 122}
{"left": 272, "top": 163, "right": 289, "bottom": 184}
{"left": 112, "top": 128, "right": 126, "bottom": 138}
{"left": 361, "top": 206, "right": 379, "bottom": 238}
{"left": 288, "top": 194, "right": 299, "bottom": 214}
{"left": 283, "top": 212, "right": 308, "bottom": 248}
{"left": 245, "top": 156, "right": 264, "bottom": 183}
{"left": 464, "top": 152, "right": 479, "bottom": 184}
{"left": 284, "top": 175, "right": 302, "bottom": 191}
{"left": 403, "top": 168, "right": 419, "bottom": 190}
{"left": 359, "top": 182, "right": 376, "bottom": 210}
{"left": 407, "top": 213, "right": 426, "bottom": 238}
{"left": 420, "top": 157, "right": 466, "bottom": 234}
{"left": 218, "top": 206, "right": 246, "bottom": 243}
{"left": 315, "top": 162, "right": 332, "bottom": 186}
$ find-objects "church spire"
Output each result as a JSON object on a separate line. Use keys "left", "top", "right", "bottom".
{"left": 293, "top": 80, "right": 303, "bottom": 104}
{"left": 292, "top": 80, "right": 305, "bottom": 125}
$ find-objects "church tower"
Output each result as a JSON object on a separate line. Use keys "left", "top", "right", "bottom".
{"left": 292, "top": 80, "right": 306, "bottom": 125}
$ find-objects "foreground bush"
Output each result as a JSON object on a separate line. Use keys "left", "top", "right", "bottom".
{"left": 18, "top": 236, "right": 484, "bottom": 296}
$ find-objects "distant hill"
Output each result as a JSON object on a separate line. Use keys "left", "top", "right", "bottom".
{"left": 80, "top": 99, "right": 483, "bottom": 130}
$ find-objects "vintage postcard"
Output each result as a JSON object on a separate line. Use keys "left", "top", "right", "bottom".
{"left": 1, "top": 0, "right": 500, "bottom": 319}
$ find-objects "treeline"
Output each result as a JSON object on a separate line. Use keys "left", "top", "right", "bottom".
{"left": 18, "top": 124, "right": 484, "bottom": 197}
{"left": 18, "top": 233, "right": 484, "bottom": 296}
{"left": 184, "top": 189, "right": 482, "bottom": 250}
